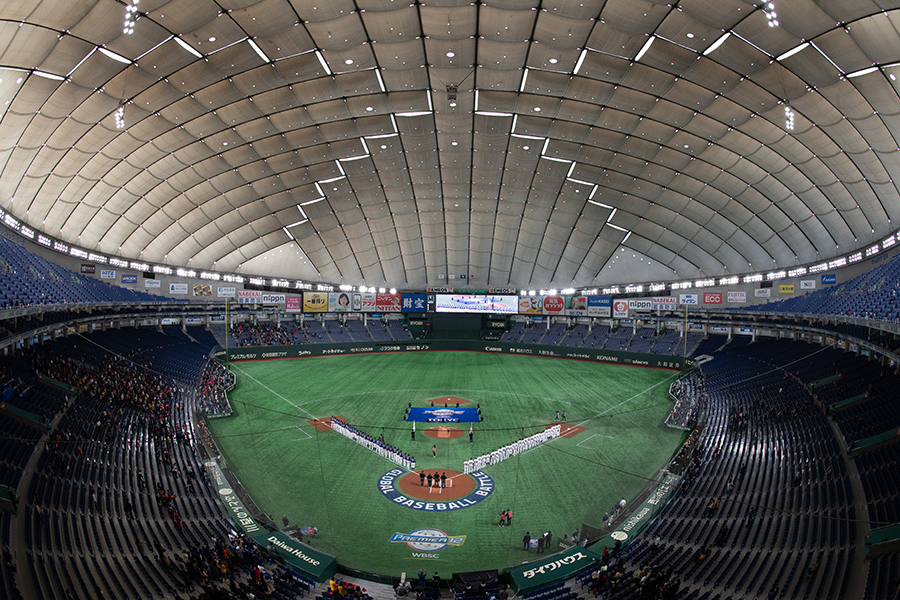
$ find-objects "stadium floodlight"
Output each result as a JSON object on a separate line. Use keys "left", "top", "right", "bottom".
{"left": 123, "top": 0, "right": 139, "bottom": 35}
{"left": 784, "top": 105, "right": 795, "bottom": 130}
{"left": 762, "top": 1, "right": 778, "bottom": 27}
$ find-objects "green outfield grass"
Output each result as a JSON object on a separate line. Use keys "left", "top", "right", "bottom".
{"left": 207, "top": 352, "right": 683, "bottom": 575}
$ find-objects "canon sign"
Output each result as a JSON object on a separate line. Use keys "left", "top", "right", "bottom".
{"left": 543, "top": 296, "right": 565, "bottom": 314}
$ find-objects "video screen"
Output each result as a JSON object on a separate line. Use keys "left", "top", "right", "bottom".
{"left": 435, "top": 294, "right": 519, "bottom": 314}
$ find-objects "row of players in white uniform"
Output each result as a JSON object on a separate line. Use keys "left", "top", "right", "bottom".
{"left": 463, "top": 424, "right": 561, "bottom": 474}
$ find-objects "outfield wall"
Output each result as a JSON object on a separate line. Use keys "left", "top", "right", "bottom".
{"left": 215, "top": 340, "right": 694, "bottom": 370}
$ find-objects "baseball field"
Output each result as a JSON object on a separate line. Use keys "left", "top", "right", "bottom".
{"left": 207, "top": 351, "right": 683, "bottom": 576}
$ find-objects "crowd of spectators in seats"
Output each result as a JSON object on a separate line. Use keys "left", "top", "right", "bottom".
{"left": 325, "top": 577, "right": 374, "bottom": 600}
{"left": 585, "top": 544, "right": 682, "bottom": 600}
{"left": 33, "top": 350, "right": 177, "bottom": 440}
{"left": 198, "top": 361, "right": 234, "bottom": 415}
{"left": 146, "top": 531, "right": 315, "bottom": 599}
{"left": 667, "top": 371, "right": 704, "bottom": 429}
{"left": 230, "top": 321, "right": 301, "bottom": 347}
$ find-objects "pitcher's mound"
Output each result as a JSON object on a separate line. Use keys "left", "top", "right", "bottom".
{"left": 398, "top": 470, "right": 475, "bottom": 500}
{"left": 427, "top": 396, "right": 471, "bottom": 405}
{"left": 425, "top": 426, "right": 465, "bottom": 439}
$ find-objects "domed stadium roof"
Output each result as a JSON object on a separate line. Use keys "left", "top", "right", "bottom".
{"left": 1, "top": 0, "right": 899, "bottom": 290}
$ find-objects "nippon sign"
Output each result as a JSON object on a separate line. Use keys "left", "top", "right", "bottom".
{"left": 627, "top": 299, "right": 653, "bottom": 312}
{"left": 703, "top": 293, "right": 722, "bottom": 304}
{"left": 613, "top": 300, "right": 628, "bottom": 318}
{"left": 679, "top": 294, "right": 698, "bottom": 305}
{"left": 754, "top": 288, "right": 771, "bottom": 298}
{"left": 727, "top": 291, "right": 746, "bottom": 303}
{"left": 261, "top": 294, "right": 286, "bottom": 304}
{"left": 651, "top": 297, "right": 677, "bottom": 310}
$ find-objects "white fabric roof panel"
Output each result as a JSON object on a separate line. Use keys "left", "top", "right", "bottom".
{"left": 3, "top": 0, "right": 900, "bottom": 288}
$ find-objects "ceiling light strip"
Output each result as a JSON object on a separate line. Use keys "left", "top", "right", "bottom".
{"left": 634, "top": 36, "right": 655, "bottom": 62}
{"left": 703, "top": 33, "right": 730, "bottom": 56}
{"left": 776, "top": 42, "right": 808, "bottom": 62}
{"left": 315, "top": 50, "right": 332, "bottom": 75}
{"left": 98, "top": 47, "right": 132, "bottom": 64}
{"left": 248, "top": 39, "right": 270, "bottom": 63}
{"left": 174, "top": 36, "right": 203, "bottom": 59}
{"left": 574, "top": 49, "right": 588, "bottom": 75}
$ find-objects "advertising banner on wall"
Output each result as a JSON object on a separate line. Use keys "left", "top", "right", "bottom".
{"left": 542, "top": 296, "right": 566, "bottom": 316}
{"left": 566, "top": 296, "right": 588, "bottom": 316}
{"left": 285, "top": 296, "right": 304, "bottom": 312}
{"left": 122, "top": 274, "right": 137, "bottom": 284}
{"left": 779, "top": 284, "right": 795, "bottom": 294}
{"left": 628, "top": 298, "right": 653, "bottom": 312}
{"left": 101, "top": 269, "right": 115, "bottom": 279}
{"left": 170, "top": 283, "right": 189, "bottom": 295}
{"left": 261, "top": 294, "right": 285, "bottom": 304}
{"left": 145, "top": 279, "right": 161, "bottom": 288}
{"left": 238, "top": 290, "right": 262, "bottom": 304}
{"left": 518, "top": 296, "right": 543, "bottom": 315}
{"left": 821, "top": 274, "right": 836, "bottom": 285}
{"left": 800, "top": 280, "right": 816, "bottom": 289}
{"left": 401, "top": 294, "right": 427, "bottom": 312}
{"left": 727, "top": 291, "right": 746, "bottom": 303}
{"left": 357, "top": 292, "right": 377, "bottom": 312}
{"left": 679, "top": 294, "right": 698, "bottom": 305}
{"left": 80, "top": 264, "right": 95, "bottom": 274}
{"left": 376, "top": 293, "right": 402, "bottom": 312}
{"left": 193, "top": 284, "right": 212, "bottom": 297}
{"left": 613, "top": 300, "right": 628, "bottom": 318}
{"left": 217, "top": 286, "right": 236, "bottom": 298}
{"left": 587, "top": 296, "right": 611, "bottom": 317}
{"left": 755, "top": 288, "right": 770, "bottom": 298}
{"left": 652, "top": 297, "right": 677, "bottom": 311}
{"left": 303, "top": 292, "right": 328, "bottom": 312}
{"left": 328, "top": 292, "right": 353, "bottom": 312}
{"left": 703, "top": 292, "right": 722, "bottom": 304}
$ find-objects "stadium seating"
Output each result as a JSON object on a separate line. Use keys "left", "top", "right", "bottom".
{"left": 0, "top": 236, "right": 898, "bottom": 599}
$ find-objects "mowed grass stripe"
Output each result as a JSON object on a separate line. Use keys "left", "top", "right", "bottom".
{"left": 209, "top": 352, "right": 682, "bottom": 575}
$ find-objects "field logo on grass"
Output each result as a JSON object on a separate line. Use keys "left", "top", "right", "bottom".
{"left": 378, "top": 468, "right": 493, "bottom": 511}
{"left": 390, "top": 528, "right": 466, "bottom": 558}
